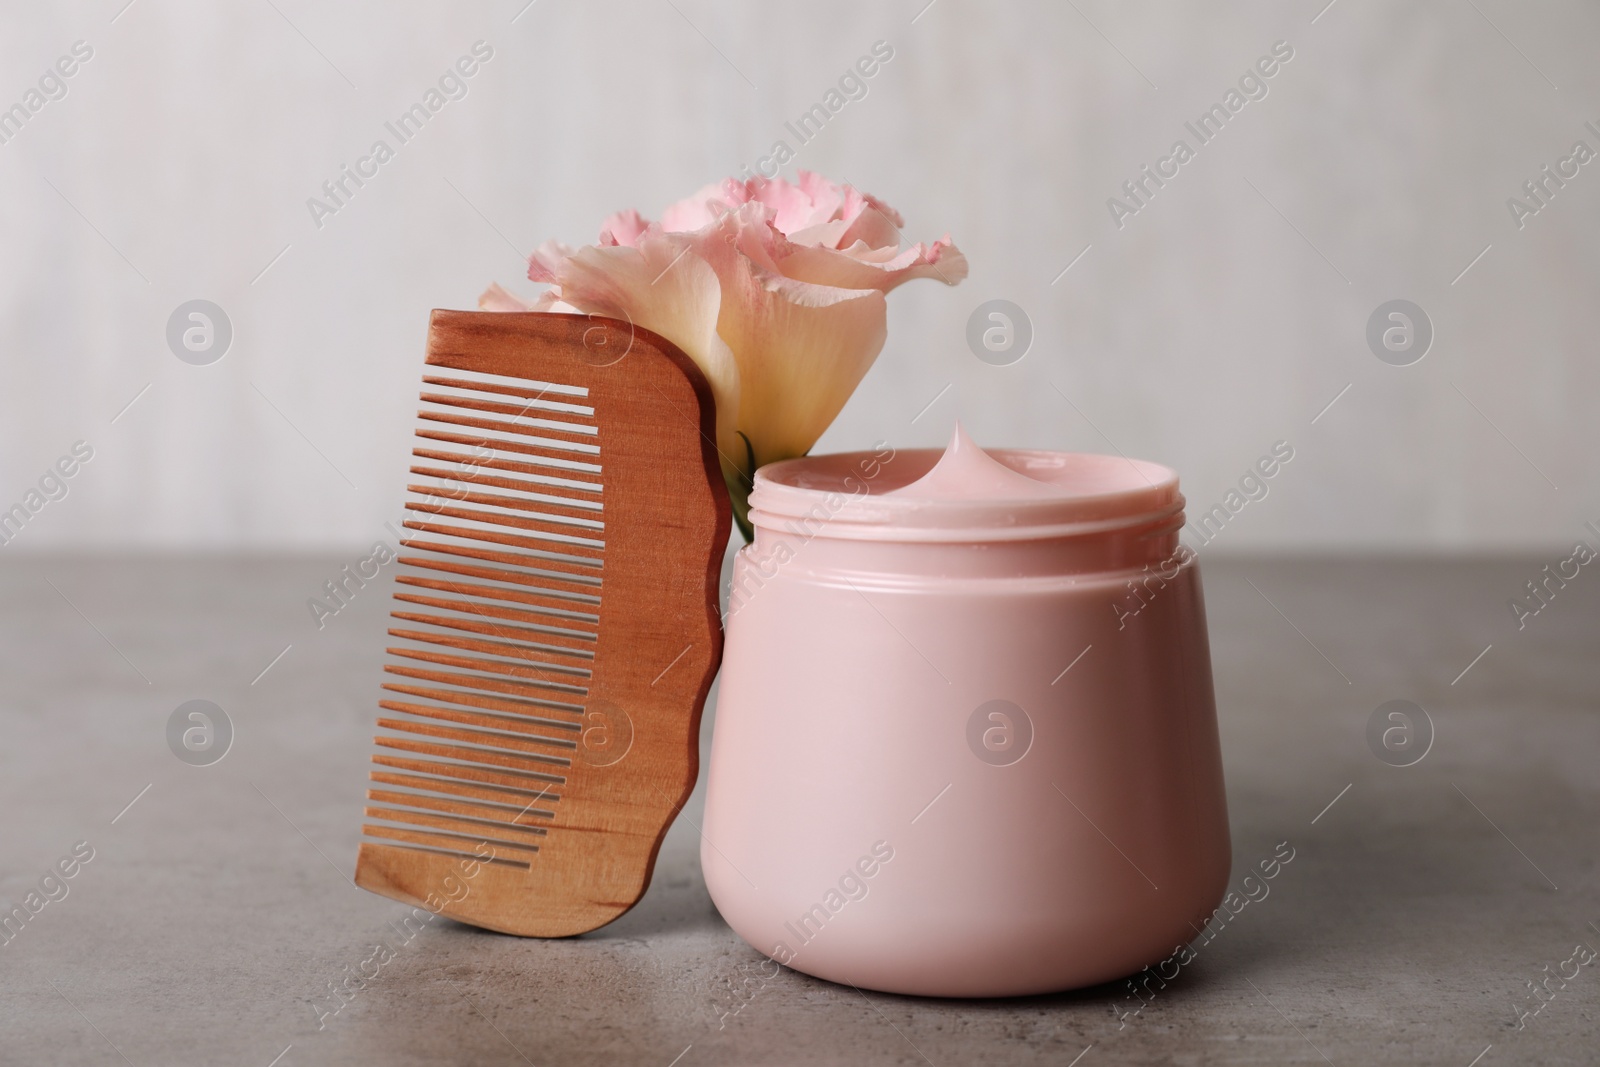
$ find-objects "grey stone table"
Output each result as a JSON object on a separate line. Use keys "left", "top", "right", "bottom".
{"left": 1, "top": 555, "right": 1595, "bottom": 1066}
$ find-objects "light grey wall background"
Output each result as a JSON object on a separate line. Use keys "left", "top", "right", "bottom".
{"left": 1, "top": 0, "right": 1595, "bottom": 552}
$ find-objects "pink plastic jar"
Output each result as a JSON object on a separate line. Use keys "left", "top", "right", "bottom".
{"left": 701, "top": 428, "right": 1231, "bottom": 998}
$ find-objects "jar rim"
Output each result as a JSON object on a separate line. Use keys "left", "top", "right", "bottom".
{"left": 749, "top": 447, "right": 1184, "bottom": 543}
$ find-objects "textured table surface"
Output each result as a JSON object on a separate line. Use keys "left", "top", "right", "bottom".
{"left": 0, "top": 555, "right": 1595, "bottom": 1066}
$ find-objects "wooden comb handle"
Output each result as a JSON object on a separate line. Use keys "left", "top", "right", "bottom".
{"left": 354, "top": 311, "right": 731, "bottom": 936}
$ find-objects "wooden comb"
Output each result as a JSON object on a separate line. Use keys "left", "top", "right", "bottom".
{"left": 354, "top": 310, "right": 730, "bottom": 936}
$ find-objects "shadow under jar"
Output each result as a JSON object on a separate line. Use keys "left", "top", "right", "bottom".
{"left": 701, "top": 429, "right": 1231, "bottom": 998}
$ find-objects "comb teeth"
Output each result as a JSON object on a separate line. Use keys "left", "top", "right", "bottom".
{"left": 357, "top": 310, "right": 729, "bottom": 937}
{"left": 363, "top": 366, "right": 606, "bottom": 869}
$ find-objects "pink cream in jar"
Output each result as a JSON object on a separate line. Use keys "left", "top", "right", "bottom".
{"left": 701, "top": 427, "right": 1231, "bottom": 998}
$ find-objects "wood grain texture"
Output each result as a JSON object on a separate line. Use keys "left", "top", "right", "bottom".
{"left": 354, "top": 311, "right": 731, "bottom": 936}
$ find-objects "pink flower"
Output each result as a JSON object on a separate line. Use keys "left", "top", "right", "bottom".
{"left": 481, "top": 171, "right": 966, "bottom": 536}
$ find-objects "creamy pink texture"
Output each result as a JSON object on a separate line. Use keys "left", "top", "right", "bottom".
{"left": 889, "top": 423, "right": 1071, "bottom": 501}
{"left": 748, "top": 430, "right": 1181, "bottom": 545}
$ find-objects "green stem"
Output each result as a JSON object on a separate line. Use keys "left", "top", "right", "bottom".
{"left": 729, "top": 431, "right": 758, "bottom": 544}
{"left": 729, "top": 479, "right": 754, "bottom": 543}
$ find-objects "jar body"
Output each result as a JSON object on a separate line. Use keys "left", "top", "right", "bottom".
{"left": 702, "top": 534, "right": 1231, "bottom": 998}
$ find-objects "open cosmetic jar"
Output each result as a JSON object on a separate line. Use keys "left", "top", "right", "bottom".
{"left": 702, "top": 428, "right": 1231, "bottom": 997}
